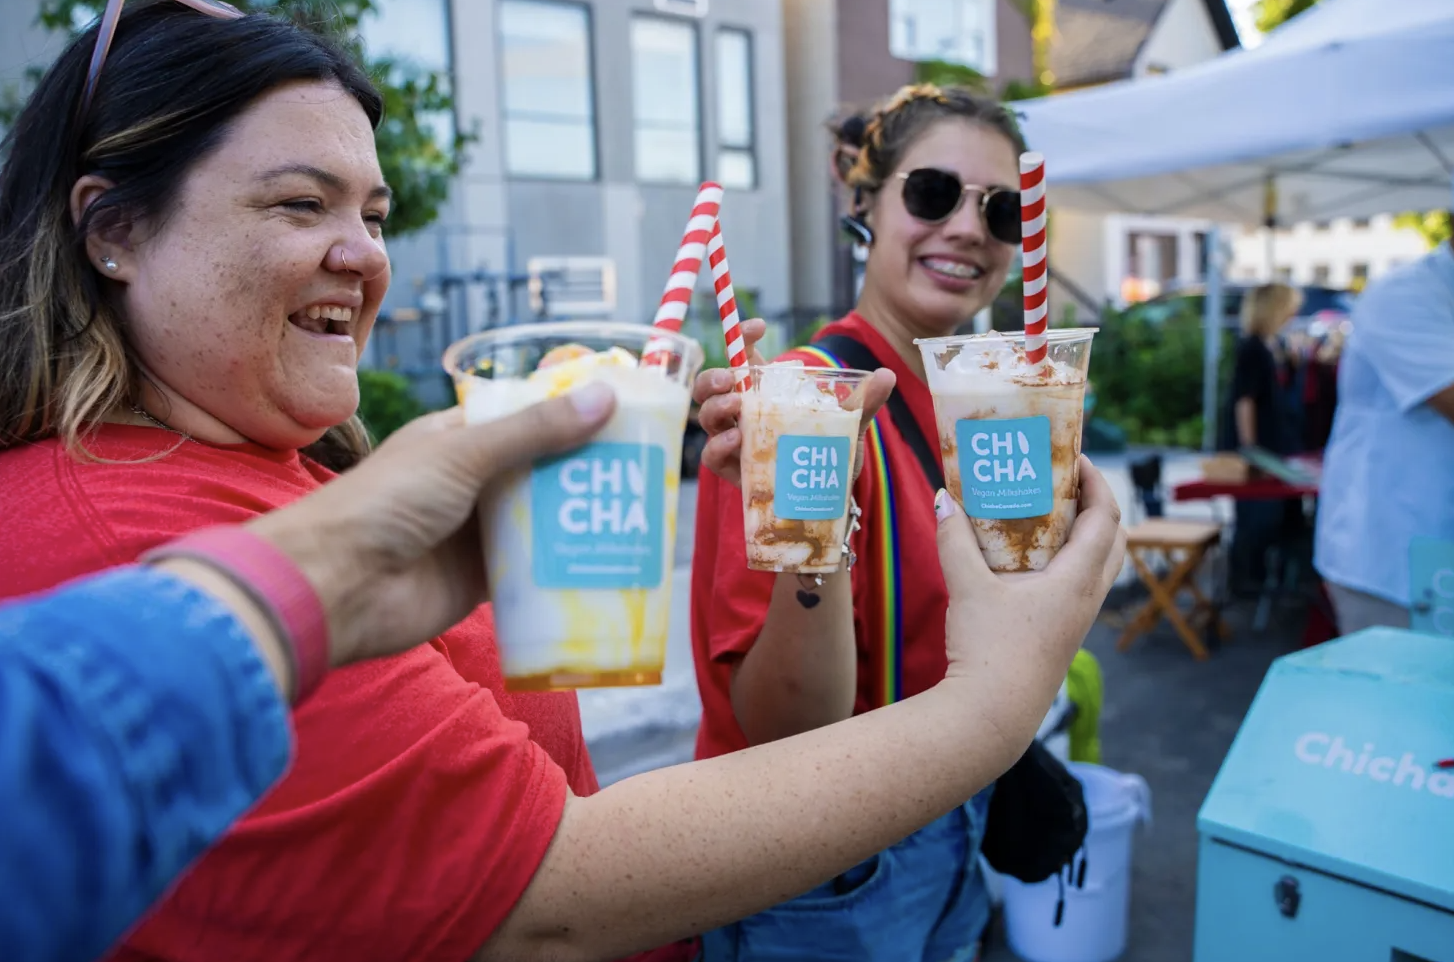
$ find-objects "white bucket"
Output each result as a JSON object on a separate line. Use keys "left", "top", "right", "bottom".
{"left": 1001, "top": 762, "right": 1152, "bottom": 962}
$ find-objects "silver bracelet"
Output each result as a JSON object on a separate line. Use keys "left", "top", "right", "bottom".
{"left": 795, "top": 497, "right": 862, "bottom": 591}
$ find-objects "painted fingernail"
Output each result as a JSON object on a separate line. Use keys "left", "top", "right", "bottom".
{"left": 569, "top": 382, "right": 614, "bottom": 419}
{"left": 934, "top": 488, "right": 954, "bottom": 522}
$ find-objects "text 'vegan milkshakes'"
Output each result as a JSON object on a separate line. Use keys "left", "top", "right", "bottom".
{"left": 917, "top": 329, "right": 1095, "bottom": 573}
{"left": 739, "top": 362, "right": 870, "bottom": 573}
{"left": 443, "top": 322, "right": 702, "bottom": 691}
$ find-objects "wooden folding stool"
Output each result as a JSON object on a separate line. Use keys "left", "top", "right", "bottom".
{"left": 1117, "top": 519, "right": 1230, "bottom": 660}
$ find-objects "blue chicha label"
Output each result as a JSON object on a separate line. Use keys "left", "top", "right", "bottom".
{"left": 773, "top": 434, "right": 851, "bottom": 520}
{"left": 530, "top": 441, "right": 665, "bottom": 589}
{"left": 955, "top": 417, "right": 1053, "bottom": 519}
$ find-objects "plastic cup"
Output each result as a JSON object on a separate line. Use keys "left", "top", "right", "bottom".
{"left": 739, "top": 364, "right": 872, "bottom": 573}
{"left": 916, "top": 329, "right": 1096, "bottom": 573}
{"left": 443, "top": 322, "right": 704, "bottom": 691}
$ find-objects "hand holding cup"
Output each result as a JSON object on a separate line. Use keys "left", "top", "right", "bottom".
{"left": 696, "top": 318, "right": 896, "bottom": 488}
{"left": 934, "top": 456, "right": 1125, "bottom": 685}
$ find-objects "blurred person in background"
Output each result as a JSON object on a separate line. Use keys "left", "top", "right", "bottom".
{"left": 1300, "top": 327, "right": 1344, "bottom": 452}
{"left": 691, "top": 84, "right": 1047, "bottom": 961}
{"left": 1278, "top": 327, "right": 1310, "bottom": 453}
{"left": 1224, "top": 283, "right": 1302, "bottom": 456}
{"left": 1315, "top": 184, "right": 1454, "bottom": 633}
{"left": 0, "top": 10, "right": 1124, "bottom": 961}
{"left": 1221, "top": 283, "right": 1304, "bottom": 593}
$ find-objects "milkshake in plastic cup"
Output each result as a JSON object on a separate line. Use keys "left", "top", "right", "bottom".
{"left": 916, "top": 329, "right": 1095, "bottom": 573}
{"left": 443, "top": 322, "right": 703, "bottom": 691}
{"left": 739, "top": 362, "right": 871, "bottom": 573}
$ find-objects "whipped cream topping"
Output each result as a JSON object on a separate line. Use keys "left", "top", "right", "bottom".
{"left": 753, "top": 360, "right": 851, "bottom": 412}
{"left": 926, "top": 332, "right": 1084, "bottom": 391}
{"left": 461, "top": 345, "right": 685, "bottom": 426}
{"left": 527, "top": 345, "right": 637, "bottom": 395}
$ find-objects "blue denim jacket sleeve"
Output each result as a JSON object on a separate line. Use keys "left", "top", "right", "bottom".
{"left": 0, "top": 565, "right": 293, "bottom": 962}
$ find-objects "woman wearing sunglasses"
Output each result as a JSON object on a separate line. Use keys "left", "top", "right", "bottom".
{"left": 0, "top": 8, "right": 1124, "bottom": 960}
{"left": 689, "top": 83, "right": 1029, "bottom": 961}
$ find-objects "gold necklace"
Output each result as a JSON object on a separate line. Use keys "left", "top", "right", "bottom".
{"left": 131, "top": 404, "right": 190, "bottom": 441}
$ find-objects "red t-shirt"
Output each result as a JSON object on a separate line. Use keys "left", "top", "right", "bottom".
{"left": 692, "top": 313, "right": 951, "bottom": 760}
{"left": 0, "top": 425, "right": 691, "bottom": 962}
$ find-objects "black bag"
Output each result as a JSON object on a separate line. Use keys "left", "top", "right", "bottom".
{"left": 980, "top": 740, "right": 1089, "bottom": 884}
{"left": 816, "top": 333, "right": 1090, "bottom": 885}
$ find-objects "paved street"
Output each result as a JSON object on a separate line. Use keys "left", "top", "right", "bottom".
{"left": 981, "top": 590, "right": 1301, "bottom": 962}
{"left": 575, "top": 477, "right": 703, "bottom": 785}
{"left": 578, "top": 451, "right": 1301, "bottom": 961}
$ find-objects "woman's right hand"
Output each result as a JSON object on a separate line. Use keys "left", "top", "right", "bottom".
{"left": 247, "top": 387, "right": 617, "bottom": 671}
{"left": 693, "top": 318, "right": 768, "bottom": 488}
{"left": 934, "top": 458, "right": 1125, "bottom": 685}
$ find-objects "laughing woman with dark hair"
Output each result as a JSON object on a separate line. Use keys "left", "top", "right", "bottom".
{"left": 0, "top": 13, "right": 1123, "bottom": 961}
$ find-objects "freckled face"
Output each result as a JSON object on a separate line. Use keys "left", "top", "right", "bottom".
{"left": 862, "top": 119, "right": 1019, "bottom": 336}
{"left": 120, "top": 81, "right": 392, "bottom": 450}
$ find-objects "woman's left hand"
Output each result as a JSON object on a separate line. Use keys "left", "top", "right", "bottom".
{"left": 246, "top": 386, "right": 616, "bottom": 668}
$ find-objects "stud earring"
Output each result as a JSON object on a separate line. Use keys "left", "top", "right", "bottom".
{"left": 102, "top": 257, "right": 118, "bottom": 273}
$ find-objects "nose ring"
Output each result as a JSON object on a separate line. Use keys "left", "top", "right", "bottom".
{"left": 340, "top": 250, "right": 350, "bottom": 272}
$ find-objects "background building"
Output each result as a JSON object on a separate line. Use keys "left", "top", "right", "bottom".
{"left": 1230, "top": 215, "right": 1431, "bottom": 290}
{"left": 364, "top": 0, "right": 793, "bottom": 381}
{"left": 782, "top": 0, "right": 1035, "bottom": 322}
{"left": 0, "top": 0, "right": 63, "bottom": 127}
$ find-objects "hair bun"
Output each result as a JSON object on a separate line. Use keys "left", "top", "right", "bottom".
{"left": 836, "top": 115, "right": 867, "bottom": 147}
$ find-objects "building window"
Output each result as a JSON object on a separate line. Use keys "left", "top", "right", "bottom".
{"left": 1312, "top": 264, "right": 1331, "bottom": 285}
{"left": 889, "top": 0, "right": 997, "bottom": 74}
{"left": 1352, "top": 217, "right": 1371, "bottom": 230}
{"left": 1275, "top": 266, "right": 1293, "bottom": 283}
{"left": 360, "top": 0, "right": 455, "bottom": 146}
{"left": 1313, "top": 220, "right": 1331, "bottom": 232}
{"left": 1126, "top": 232, "right": 1179, "bottom": 285}
{"left": 632, "top": 17, "right": 701, "bottom": 184}
{"left": 715, "top": 29, "right": 756, "bottom": 190}
{"left": 1351, "top": 262, "right": 1370, "bottom": 290}
{"left": 498, "top": 0, "right": 598, "bottom": 180}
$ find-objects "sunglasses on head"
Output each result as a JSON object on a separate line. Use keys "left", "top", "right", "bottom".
{"left": 78, "top": 0, "right": 245, "bottom": 122}
{"left": 897, "top": 168, "right": 1022, "bottom": 245}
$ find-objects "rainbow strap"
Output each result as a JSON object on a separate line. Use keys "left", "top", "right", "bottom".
{"left": 797, "top": 346, "right": 903, "bottom": 707}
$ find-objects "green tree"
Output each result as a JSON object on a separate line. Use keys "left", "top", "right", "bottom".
{"left": 1089, "top": 301, "right": 1231, "bottom": 449}
{"left": 1001, "top": 0, "right": 1054, "bottom": 101}
{"left": 356, "top": 369, "right": 426, "bottom": 443}
{"left": 914, "top": 59, "right": 990, "bottom": 93}
{"left": 1394, "top": 210, "right": 1454, "bottom": 249}
{"left": 1008, "top": 0, "right": 1057, "bottom": 90}
{"left": 19, "top": 0, "right": 468, "bottom": 236}
{"left": 1253, "top": 0, "right": 1321, "bottom": 33}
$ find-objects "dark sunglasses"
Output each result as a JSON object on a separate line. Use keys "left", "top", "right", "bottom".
{"left": 897, "top": 168, "right": 1022, "bottom": 245}
{"left": 78, "top": 0, "right": 245, "bottom": 122}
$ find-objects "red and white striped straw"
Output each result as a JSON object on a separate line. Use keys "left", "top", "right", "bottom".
{"left": 707, "top": 219, "right": 751, "bottom": 391}
{"left": 1020, "top": 151, "right": 1049, "bottom": 375}
{"left": 642, "top": 182, "right": 723, "bottom": 368}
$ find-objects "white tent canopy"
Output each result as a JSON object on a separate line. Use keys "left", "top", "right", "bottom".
{"left": 1016, "top": 0, "right": 1454, "bottom": 224}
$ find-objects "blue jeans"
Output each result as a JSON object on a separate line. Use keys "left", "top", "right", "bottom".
{"left": 700, "top": 794, "right": 992, "bottom": 962}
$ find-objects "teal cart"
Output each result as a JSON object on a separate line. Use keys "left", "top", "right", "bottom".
{"left": 1195, "top": 628, "right": 1454, "bottom": 962}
